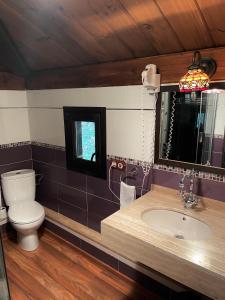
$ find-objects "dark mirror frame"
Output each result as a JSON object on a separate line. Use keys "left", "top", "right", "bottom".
{"left": 155, "top": 82, "right": 225, "bottom": 175}
{"left": 63, "top": 106, "right": 107, "bottom": 179}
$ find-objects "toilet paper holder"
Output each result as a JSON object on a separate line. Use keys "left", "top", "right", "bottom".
{"left": 120, "top": 167, "right": 138, "bottom": 183}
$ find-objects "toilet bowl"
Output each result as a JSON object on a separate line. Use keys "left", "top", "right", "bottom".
{"left": 1, "top": 169, "right": 45, "bottom": 251}
{"left": 8, "top": 200, "right": 45, "bottom": 251}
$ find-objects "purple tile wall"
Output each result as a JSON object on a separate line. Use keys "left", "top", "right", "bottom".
{"left": 1, "top": 143, "right": 223, "bottom": 230}
{"left": 211, "top": 138, "right": 224, "bottom": 167}
{"left": 152, "top": 169, "right": 225, "bottom": 202}
{"left": 32, "top": 144, "right": 153, "bottom": 232}
{"left": 33, "top": 145, "right": 121, "bottom": 232}
{"left": 0, "top": 144, "right": 32, "bottom": 206}
{"left": 33, "top": 143, "right": 225, "bottom": 232}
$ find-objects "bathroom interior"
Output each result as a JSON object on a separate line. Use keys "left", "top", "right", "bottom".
{"left": 0, "top": 1, "right": 225, "bottom": 300}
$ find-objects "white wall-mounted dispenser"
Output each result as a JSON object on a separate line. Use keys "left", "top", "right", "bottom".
{"left": 141, "top": 64, "right": 160, "bottom": 93}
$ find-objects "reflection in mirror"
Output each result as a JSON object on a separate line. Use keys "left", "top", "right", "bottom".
{"left": 223, "top": 136, "right": 225, "bottom": 168}
{"left": 75, "top": 121, "right": 96, "bottom": 161}
{"left": 159, "top": 89, "right": 225, "bottom": 168}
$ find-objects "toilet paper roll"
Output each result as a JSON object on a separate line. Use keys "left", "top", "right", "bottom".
{"left": 0, "top": 207, "right": 7, "bottom": 221}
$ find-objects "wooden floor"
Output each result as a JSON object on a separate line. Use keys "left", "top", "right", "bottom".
{"left": 2, "top": 230, "right": 164, "bottom": 300}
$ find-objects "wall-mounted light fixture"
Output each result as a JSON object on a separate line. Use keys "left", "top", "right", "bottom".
{"left": 179, "top": 51, "right": 217, "bottom": 92}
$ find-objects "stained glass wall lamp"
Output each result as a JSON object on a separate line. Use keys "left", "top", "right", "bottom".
{"left": 179, "top": 51, "right": 217, "bottom": 92}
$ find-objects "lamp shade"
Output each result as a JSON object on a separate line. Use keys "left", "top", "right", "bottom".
{"left": 179, "top": 68, "right": 209, "bottom": 92}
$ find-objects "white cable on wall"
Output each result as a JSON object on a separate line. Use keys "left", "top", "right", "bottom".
{"left": 108, "top": 86, "right": 158, "bottom": 199}
{"left": 140, "top": 88, "right": 158, "bottom": 196}
{"left": 108, "top": 164, "right": 120, "bottom": 201}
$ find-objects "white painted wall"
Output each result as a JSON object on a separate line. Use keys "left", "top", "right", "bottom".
{"left": 1, "top": 86, "right": 223, "bottom": 163}
{"left": 27, "top": 86, "right": 156, "bottom": 161}
{"left": 0, "top": 91, "right": 30, "bottom": 144}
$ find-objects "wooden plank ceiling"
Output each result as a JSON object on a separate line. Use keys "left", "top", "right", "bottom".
{"left": 0, "top": 0, "right": 225, "bottom": 88}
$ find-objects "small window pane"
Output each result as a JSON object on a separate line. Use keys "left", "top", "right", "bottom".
{"left": 75, "top": 121, "right": 96, "bottom": 161}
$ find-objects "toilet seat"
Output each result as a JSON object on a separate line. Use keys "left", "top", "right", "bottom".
{"left": 8, "top": 201, "right": 45, "bottom": 224}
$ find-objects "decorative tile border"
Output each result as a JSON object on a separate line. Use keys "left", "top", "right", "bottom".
{"left": 31, "top": 141, "right": 65, "bottom": 151}
{"left": 154, "top": 164, "right": 225, "bottom": 183}
{"left": 0, "top": 141, "right": 31, "bottom": 149}
{"left": 107, "top": 154, "right": 148, "bottom": 167}
{"left": 0, "top": 141, "right": 224, "bottom": 183}
{"left": 108, "top": 155, "right": 225, "bottom": 183}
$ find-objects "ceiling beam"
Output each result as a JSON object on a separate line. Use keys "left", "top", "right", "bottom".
{"left": 26, "top": 46, "right": 225, "bottom": 90}
{"left": 0, "top": 21, "right": 30, "bottom": 77}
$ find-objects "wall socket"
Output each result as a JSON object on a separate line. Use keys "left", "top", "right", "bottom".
{"left": 111, "top": 159, "right": 126, "bottom": 170}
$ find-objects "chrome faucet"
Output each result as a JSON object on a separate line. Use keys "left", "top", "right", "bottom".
{"left": 179, "top": 169, "right": 199, "bottom": 209}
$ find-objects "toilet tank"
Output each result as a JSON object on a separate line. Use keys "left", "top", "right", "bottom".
{"left": 1, "top": 169, "right": 36, "bottom": 207}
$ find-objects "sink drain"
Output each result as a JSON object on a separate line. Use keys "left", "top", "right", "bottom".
{"left": 175, "top": 234, "right": 184, "bottom": 239}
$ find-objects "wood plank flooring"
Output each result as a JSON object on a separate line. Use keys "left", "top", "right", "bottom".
{"left": 3, "top": 230, "right": 164, "bottom": 300}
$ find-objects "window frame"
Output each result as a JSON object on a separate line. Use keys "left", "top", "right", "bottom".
{"left": 63, "top": 107, "right": 107, "bottom": 179}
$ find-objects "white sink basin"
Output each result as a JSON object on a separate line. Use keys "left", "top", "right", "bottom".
{"left": 142, "top": 209, "right": 212, "bottom": 241}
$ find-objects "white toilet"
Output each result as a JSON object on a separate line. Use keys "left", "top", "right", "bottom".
{"left": 1, "top": 169, "right": 45, "bottom": 251}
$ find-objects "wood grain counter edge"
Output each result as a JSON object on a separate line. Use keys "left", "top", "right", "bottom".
{"left": 101, "top": 185, "right": 225, "bottom": 300}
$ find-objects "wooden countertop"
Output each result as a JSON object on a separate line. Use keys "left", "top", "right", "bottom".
{"left": 101, "top": 185, "right": 225, "bottom": 300}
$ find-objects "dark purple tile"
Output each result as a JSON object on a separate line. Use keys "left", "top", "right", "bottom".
{"left": 153, "top": 168, "right": 225, "bottom": 202}
{"left": 107, "top": 160, "right": 124, "bottom": 183}
{"left": 88, "top": 212, "right": 102, "bottom": 232}
{"left": 32, "top": 145, "right": 67, "bottom": 168}
{"left": 33, "top": 160, "right": 64, "bottom": 183}
{"left": 0, "top": 145, "right": 31, "bottom": 165}
{"left": 36, "top": 179, "right": 58, "bottom": 211}
{"left": 0, "top": 160, "right": 33, "bottom": 176}
{"left": 197, "top": 178, "right": 225, "bottom": 202}
{"left": 118, "top": 261, "right": 171, "bottom": 298}
{"left": 54, "top": 149, "right": 66, "bottom": 167}
{"left": 63, "top": 169, "right": 86, "bottom": 192}
{"left": 211, "top": 152, "right": 223, "bottom": 167}
{"left": 153, "top": 169, "right": 180, "bottom": 190}
{"left": 87, "top": 194, "right": 119, "bottom": 219}
{"left": 212, "top": 138, "right": 224, "bottom": 153}
{"left": 87, "top": 195, "right": 119, "bottom": 232}
{"left": 58, "top": 200, "right": 87, "bottom": 226}
{"left": 136, "top": 188, "right": 149, "bottom": 198}
{"left": 43, "top": 220, "right": 81, "bottom": 247}
{"left": 126, "top": 164, "right": 152, "bottom": 192}
{"left": 87, "top": 176, "right": 120, "bottom": 203}
{"left": 33, "top": 160, "right": 56, "bottom": 180}
{"left": 81, "top": 240, "right": 118, "bottom": 269}
{"left": 31, "top": 145, "right": 55, "bottom": 164}
{"left": 33, "top": 160, "right": 86, "bottom": 192}
{"left": 58, "top": 184, "right": 87, "bottom": 209}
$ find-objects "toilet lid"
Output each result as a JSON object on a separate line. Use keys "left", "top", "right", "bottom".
{"left": 8, "top": 201, "right": 45, "bottom": 224}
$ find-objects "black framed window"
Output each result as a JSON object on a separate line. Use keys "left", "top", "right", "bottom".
{"left": 63, "top": 107, "right": 106, "bottom": 178}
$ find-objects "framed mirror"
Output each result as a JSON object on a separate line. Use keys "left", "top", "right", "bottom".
{"left": 63, "top": 107, "right": 106, "bottom": 179}
{"left": 155, "top": 84, "right": 225, "bottom": 174}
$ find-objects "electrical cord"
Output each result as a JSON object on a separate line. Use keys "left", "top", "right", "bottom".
{"left": 108, "top": 88, "right": 158, "bottom": 199}
{"left": 140, "top": 90, "right": 158, "bottom": 196}
{"left": 108, "top": 163, "right": 121, "bottom": 201}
